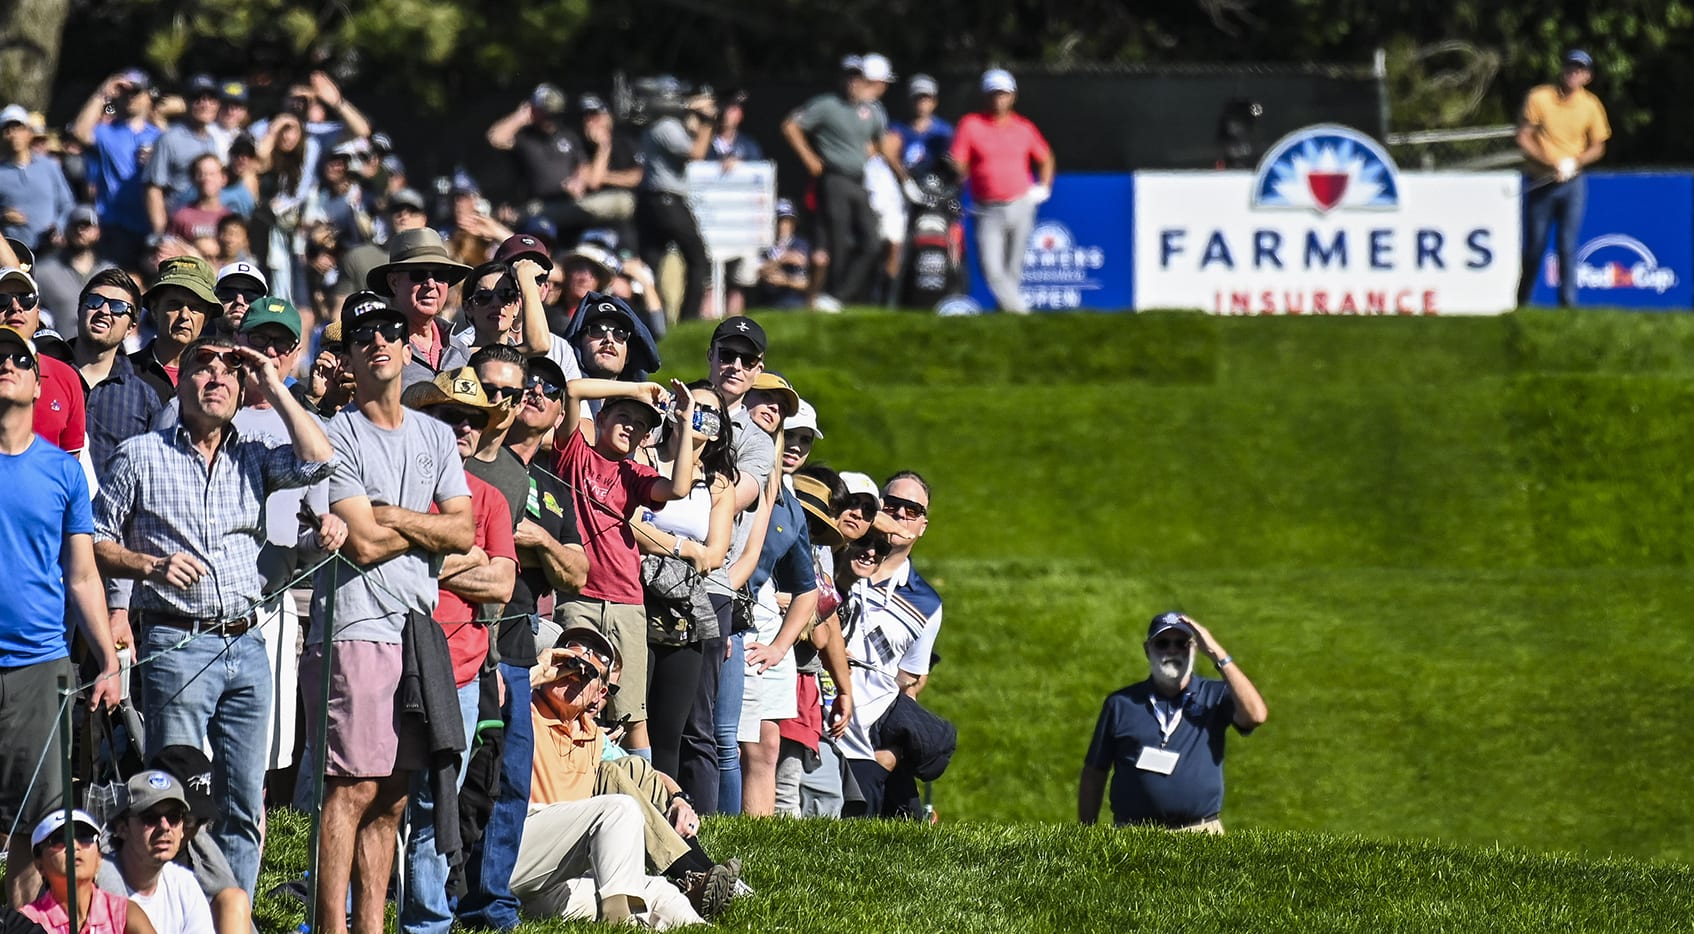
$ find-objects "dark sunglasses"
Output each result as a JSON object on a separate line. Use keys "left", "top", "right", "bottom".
{"left": 1152, "top": 637, "right": 1193, "bottom": 652}
{"left": 845, "top": 538, "right": 888, "bottom": 558}
{"left": 350, "top": 320, "right": 406, "bottom": 346}
{"left": 524, "top": 372, "right": 565, "bottom": 400}
{"left": 717, "top": 348, "right": 760, "bottom": 369}
{"left": 0, "top": 292, "right": 39, "bottom": 310}
{"left": 562, "top": 639, "right": 615, "bottom": 672}
{"left": 44, "top": 829, "right": 100, "bottom": 848}
{"left": 482, "top": 382, "right": 525, "bottom": 404}
{"left": 406, "top": 268, "right": 454, "bottom": 284}
{"left": 82, "top": 294, "right": 136, "bottom": 318}
{"left": 586, "top": 321, "right": 629, "bottom": 343}
{"left": 188, "top": 348, "right": 243, "bottom": 373}
{"left": 467, "top": 287, "right": 520, "bottom": 307}
{"left": 215, "top": 285, "right": 265, "bottom": 304}
{"left": 242, "top": 330, "right": 298, "bottom": 354}
{"left": 429, "top": 405, "right": 490, "bottom": 430}
{"left": 138, "top": 807, "right": 187, "bottom": 827}
{"left": 882, "top": 496, "right": 928, "bottom": 520}
{"left": 0, "top": 350, "right": 36, "bottom": 371}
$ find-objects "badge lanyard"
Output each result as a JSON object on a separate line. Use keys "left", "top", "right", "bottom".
{"left": 1150, "top": 696, "right": 1184, "bottom": 748}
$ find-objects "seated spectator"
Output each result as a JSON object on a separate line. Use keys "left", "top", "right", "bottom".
{"left": 95, "top": 772, "right": 214, "bottom": 934}
{"left": 513, "top": 635, "right": 702, "bottom": 928}
{"left": 166, "top": 153, "right": 232, "bottom": 253}
{"left": 147, "top": 746, "right": 252, "bottom": 934}
{"left": 754, "top": 200, "right": 811, "bottom": 309}
{"left": 19, "top": 809, "right": 156, "bottom": 934}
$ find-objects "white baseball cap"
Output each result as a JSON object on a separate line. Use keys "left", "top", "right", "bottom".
{"left": 860, "top": 53, "right": 896, "bottom": 84}
{"left": 31, "top": 809, "right": 101, "bottom": 848}
{"left": 788, "top": 399, "right": 823, "bottom": 438}
{"left": 908, "top": 74, "right": 939, "bottom": 98}
{"left": 0, "top": 105, "right": 28, "bottom": 129}
{"left": 0, "top": 266, "right": 38, "bottom": 293}
{"left": 216, "top": 261, "right": 268, "bottom": 292}
{"left": 982, "top": 69, "right": 1018, "bottom": 94}
{"left": 839, "top": 471, "right": 879, "bottom": 503}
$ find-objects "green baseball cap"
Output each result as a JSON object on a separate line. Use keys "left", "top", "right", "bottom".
{"left": 144, "top": 255, "right": 219, "bottom": 310}
{"left": 239, "top": 295, "right": 301, "bottom": 339}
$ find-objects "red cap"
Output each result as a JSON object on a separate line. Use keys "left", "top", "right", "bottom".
{"left": 494, "top": 234, "right": 553, "bottom": 271}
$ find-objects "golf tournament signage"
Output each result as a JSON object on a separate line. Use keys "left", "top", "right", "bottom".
{"left": 1134, "top": 124, "right": 1522, "bottom": 315}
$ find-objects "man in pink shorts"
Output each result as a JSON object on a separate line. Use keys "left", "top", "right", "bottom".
{"left": 304, "top": 296, "right": 474, "bottom": 934}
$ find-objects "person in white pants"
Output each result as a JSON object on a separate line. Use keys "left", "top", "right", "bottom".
{"left": 948, "top": 68, "right": 1055, "bottom": 313}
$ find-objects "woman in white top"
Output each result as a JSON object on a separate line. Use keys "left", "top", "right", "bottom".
{"left": 630, "top": 382, "right": 739, "bottom": 779}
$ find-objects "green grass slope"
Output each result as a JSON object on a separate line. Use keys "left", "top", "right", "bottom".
{"left": 253, "top": 810, "right": 1694, "bottom": 933}
{"left": 653, "top": 310, "right": 1694, "bottom": 859}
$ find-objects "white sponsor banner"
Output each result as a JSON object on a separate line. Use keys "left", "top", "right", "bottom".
{"left": 1133, "top": 125, "right": 1521, "bottom": 315}
{"left": 687, "top": 160, "right": 776, "bottom": 258}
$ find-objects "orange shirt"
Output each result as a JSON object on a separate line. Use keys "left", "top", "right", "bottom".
{"left": 1522, "top": 84, "right": 1610, "bottom": 169}
{"left": 529, "top": 696, "right": 604, "bottom": 807}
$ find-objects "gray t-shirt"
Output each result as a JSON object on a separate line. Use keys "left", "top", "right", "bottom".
{"left": 792, "top": 94, "right": 887, "bottom": 179}
{"left": 707, "top": 406, "right": 775, "bottom": 596}
{"left": 147, "top": 123, "right": 218, "bottom": 204}
{"left": 312, "top": 408, "right": 471, "bottom": 643}
{"left": 640, "top": 116, "right": 694, "bottom": 196}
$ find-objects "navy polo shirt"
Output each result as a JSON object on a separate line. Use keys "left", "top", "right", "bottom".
{"left": 1084, "top": 676, "right": 1251, "bottom": 825}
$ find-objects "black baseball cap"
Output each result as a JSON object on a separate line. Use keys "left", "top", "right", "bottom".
{"left": 710, "top": 316, "right": 766, "bottom": 356}
{"left": 526, "top": 354, "right": 571, "bottom": 391}
{"left": 148, "top": 745, "right": 217, "bottom": 821}
{"left": 1147, "top": 612, "right": 1197, "bottom": 642}
{"left": 343, "top": 289, "right": 406, "bottom": 330}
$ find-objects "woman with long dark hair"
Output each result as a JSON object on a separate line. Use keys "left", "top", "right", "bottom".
{"left": 630, "top": 381, "right": 739, "bottom": 779}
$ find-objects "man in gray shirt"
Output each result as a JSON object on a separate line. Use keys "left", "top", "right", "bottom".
{"left": 145, "top": 74, "right": 222, "bottom": 236}
{"left": 636, "top": 93, "right": 715, "bottom": 321}
{"left": 782, "top": 54, "right": 909, "bottom": 309}
{"left": 307, "top": 297, "right": 473, "bottom": 934}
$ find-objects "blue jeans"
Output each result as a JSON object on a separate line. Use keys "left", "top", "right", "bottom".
{"left": 456, "top": 661, "right": 534, "bottom": 931}
{"left": 714, "top": 633, "right": 746, "bottom": 815}
{"left": 141, "top": 624, "right": 271, "bottom": 896}
{"left": 399, "top": 680, "right": 480, "bottom": 934}
{"left": 1519, "top": 174, "right": 1588, "bottom": 307}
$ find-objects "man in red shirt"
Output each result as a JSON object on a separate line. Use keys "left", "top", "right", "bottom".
{"left": 0, "top": 267, "right": 85, "bottom": 455}
{"left": 948, "top": 68, "right": 1056, "bottom": 314}
{"left": 554, "top": 376, "right": 698, "bottom": 762}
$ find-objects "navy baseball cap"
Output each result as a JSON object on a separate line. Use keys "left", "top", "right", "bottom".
{"left": 1564, "top": 49, "right": 1595, "bottom": 70}
{"left": 1147, "top": 612, "right": 1197, "bottom": 642}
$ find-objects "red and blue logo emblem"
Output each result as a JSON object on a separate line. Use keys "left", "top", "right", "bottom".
{"left": 1252, "top": 124, "right": 1400, "bottom": 214}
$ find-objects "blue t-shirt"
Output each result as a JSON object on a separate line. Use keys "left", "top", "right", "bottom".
{"left": 890, "top": 117, "right": 955, "bottom": 178}
{"left": 91, "top": 120, "right": 163, "bottom": 234}
{"left": 749, "top": 484, "right": 816, "bottom": 596}
{"left": 1084, "top": 676, "right": 1249, "bottom": 825}
{"left": 0, "top": 436, "right": 93, "bottom": 666}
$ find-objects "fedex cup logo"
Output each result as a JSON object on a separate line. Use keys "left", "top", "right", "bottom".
{"left": 1252, "top": 124, "right": 1400, "bottom": 214}
{"left": 1549, "top": 234, "right": 1680, "bottom": 294}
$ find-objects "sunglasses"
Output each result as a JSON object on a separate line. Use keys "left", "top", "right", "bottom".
{"left": 717, "top": 348, "right": 760, "bottom": 369}
{"left": 138, "top": 807, "right": 187, "bottom": 827}
{"left": 845, "top": 539, "right": 887, "bottom": 559}
{"left": 350, "top": 320, "right": 406, "bottom": 346}
{"left": 882, "top": 496, "right": 928, "bottom": 520}
{"left": 407, "top": 268, "right": 455, "bottom": 284}
{"left": 481, "top": 382, "right": 525, "bottom": 404}
{"left": 586, "top": 321, "right": 629, "bottom": 343}
{"left": 562, "top": 639, "right": 614, "bottom": 672}
{"left": 82, "top": 294, "right": 136, "bottom": 318}
{"left": 430, "top": 406, "right": 490, "bottom": 430}
{"left": 242, "top": 330, "right": 298, "bottom": 354}
{"left": 525, "top": 372, "right": 565, "bottom": 400}
{"left": 188, "top": 348, "right": 243, "bottom": 374}
{"left": 467, "top": 287, "right": 520, "bottom": 307}
{"left": 0, "top": 292, "right": 39, "bottom": 310}
{"left": 0, "top": 350, "right": 37, "bottom": 371}
{"left": 1152, "top": 637, "right": 1193, "bottom": 652}
{"left": 215, "top": 285, "right": 265, "bottom": 304}
{"left": 44, "top": 829, "right": 100, "bottom": 849}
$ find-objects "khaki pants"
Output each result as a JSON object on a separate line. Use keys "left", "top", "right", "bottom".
{"left": 594, "top": 757, "right": 692, "bottom": 873}
{"left": 512, "top": 796, "right": 649, "bottom": 914}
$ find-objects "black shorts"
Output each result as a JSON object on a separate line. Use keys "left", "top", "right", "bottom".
{"left": 0, "top": 657, "right": 73, "bottom": 833}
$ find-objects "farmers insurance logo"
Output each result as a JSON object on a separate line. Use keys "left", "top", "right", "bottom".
{"left": 1558, "top": 234, "right": 1680, "bottom": 294}
{"left": 1021, "top": 222, "right": 1106, "bottom": 309}
{"left": 1252, "top": 124, "right": 1400, "bottom": 214}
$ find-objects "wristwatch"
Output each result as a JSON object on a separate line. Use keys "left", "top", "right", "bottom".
{"left": 671, "top": 791, "right": 693, "bottom": 808}
{"left": 1215, "top": 655, "right": 1234, "bottom": 670}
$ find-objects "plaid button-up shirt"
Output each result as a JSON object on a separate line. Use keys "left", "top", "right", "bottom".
{"left": 93, "top": 422, "right": 333, "bottom": 620}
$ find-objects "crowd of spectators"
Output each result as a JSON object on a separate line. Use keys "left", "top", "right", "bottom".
{"left": 0, "top": 55, "right": 963, "bottom": 934}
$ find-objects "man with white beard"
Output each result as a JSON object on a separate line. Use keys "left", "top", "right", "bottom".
{"left": 1077, "top": 612, "right": 1268, "bottom": 833}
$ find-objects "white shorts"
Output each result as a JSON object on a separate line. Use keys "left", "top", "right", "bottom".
{"left": 737, "top": 580, "right": 797, "bottom": 742}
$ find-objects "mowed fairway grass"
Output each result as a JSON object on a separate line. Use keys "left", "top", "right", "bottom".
{"left": 254, "top": 309, "right": 1694, "bottom": 931}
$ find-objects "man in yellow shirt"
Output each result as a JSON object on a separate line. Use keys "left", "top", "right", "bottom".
{"left": 1515, "top": 49, "right": 1611, "bottom": 308}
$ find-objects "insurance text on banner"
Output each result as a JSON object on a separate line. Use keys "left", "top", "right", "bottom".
{"left": 1135, "top": 125, "right": 1521, "bottom": 315}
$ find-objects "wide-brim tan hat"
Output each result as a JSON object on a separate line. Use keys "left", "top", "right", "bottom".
{"left": 366, "top": 228, "right": 471, "bottom": 295}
